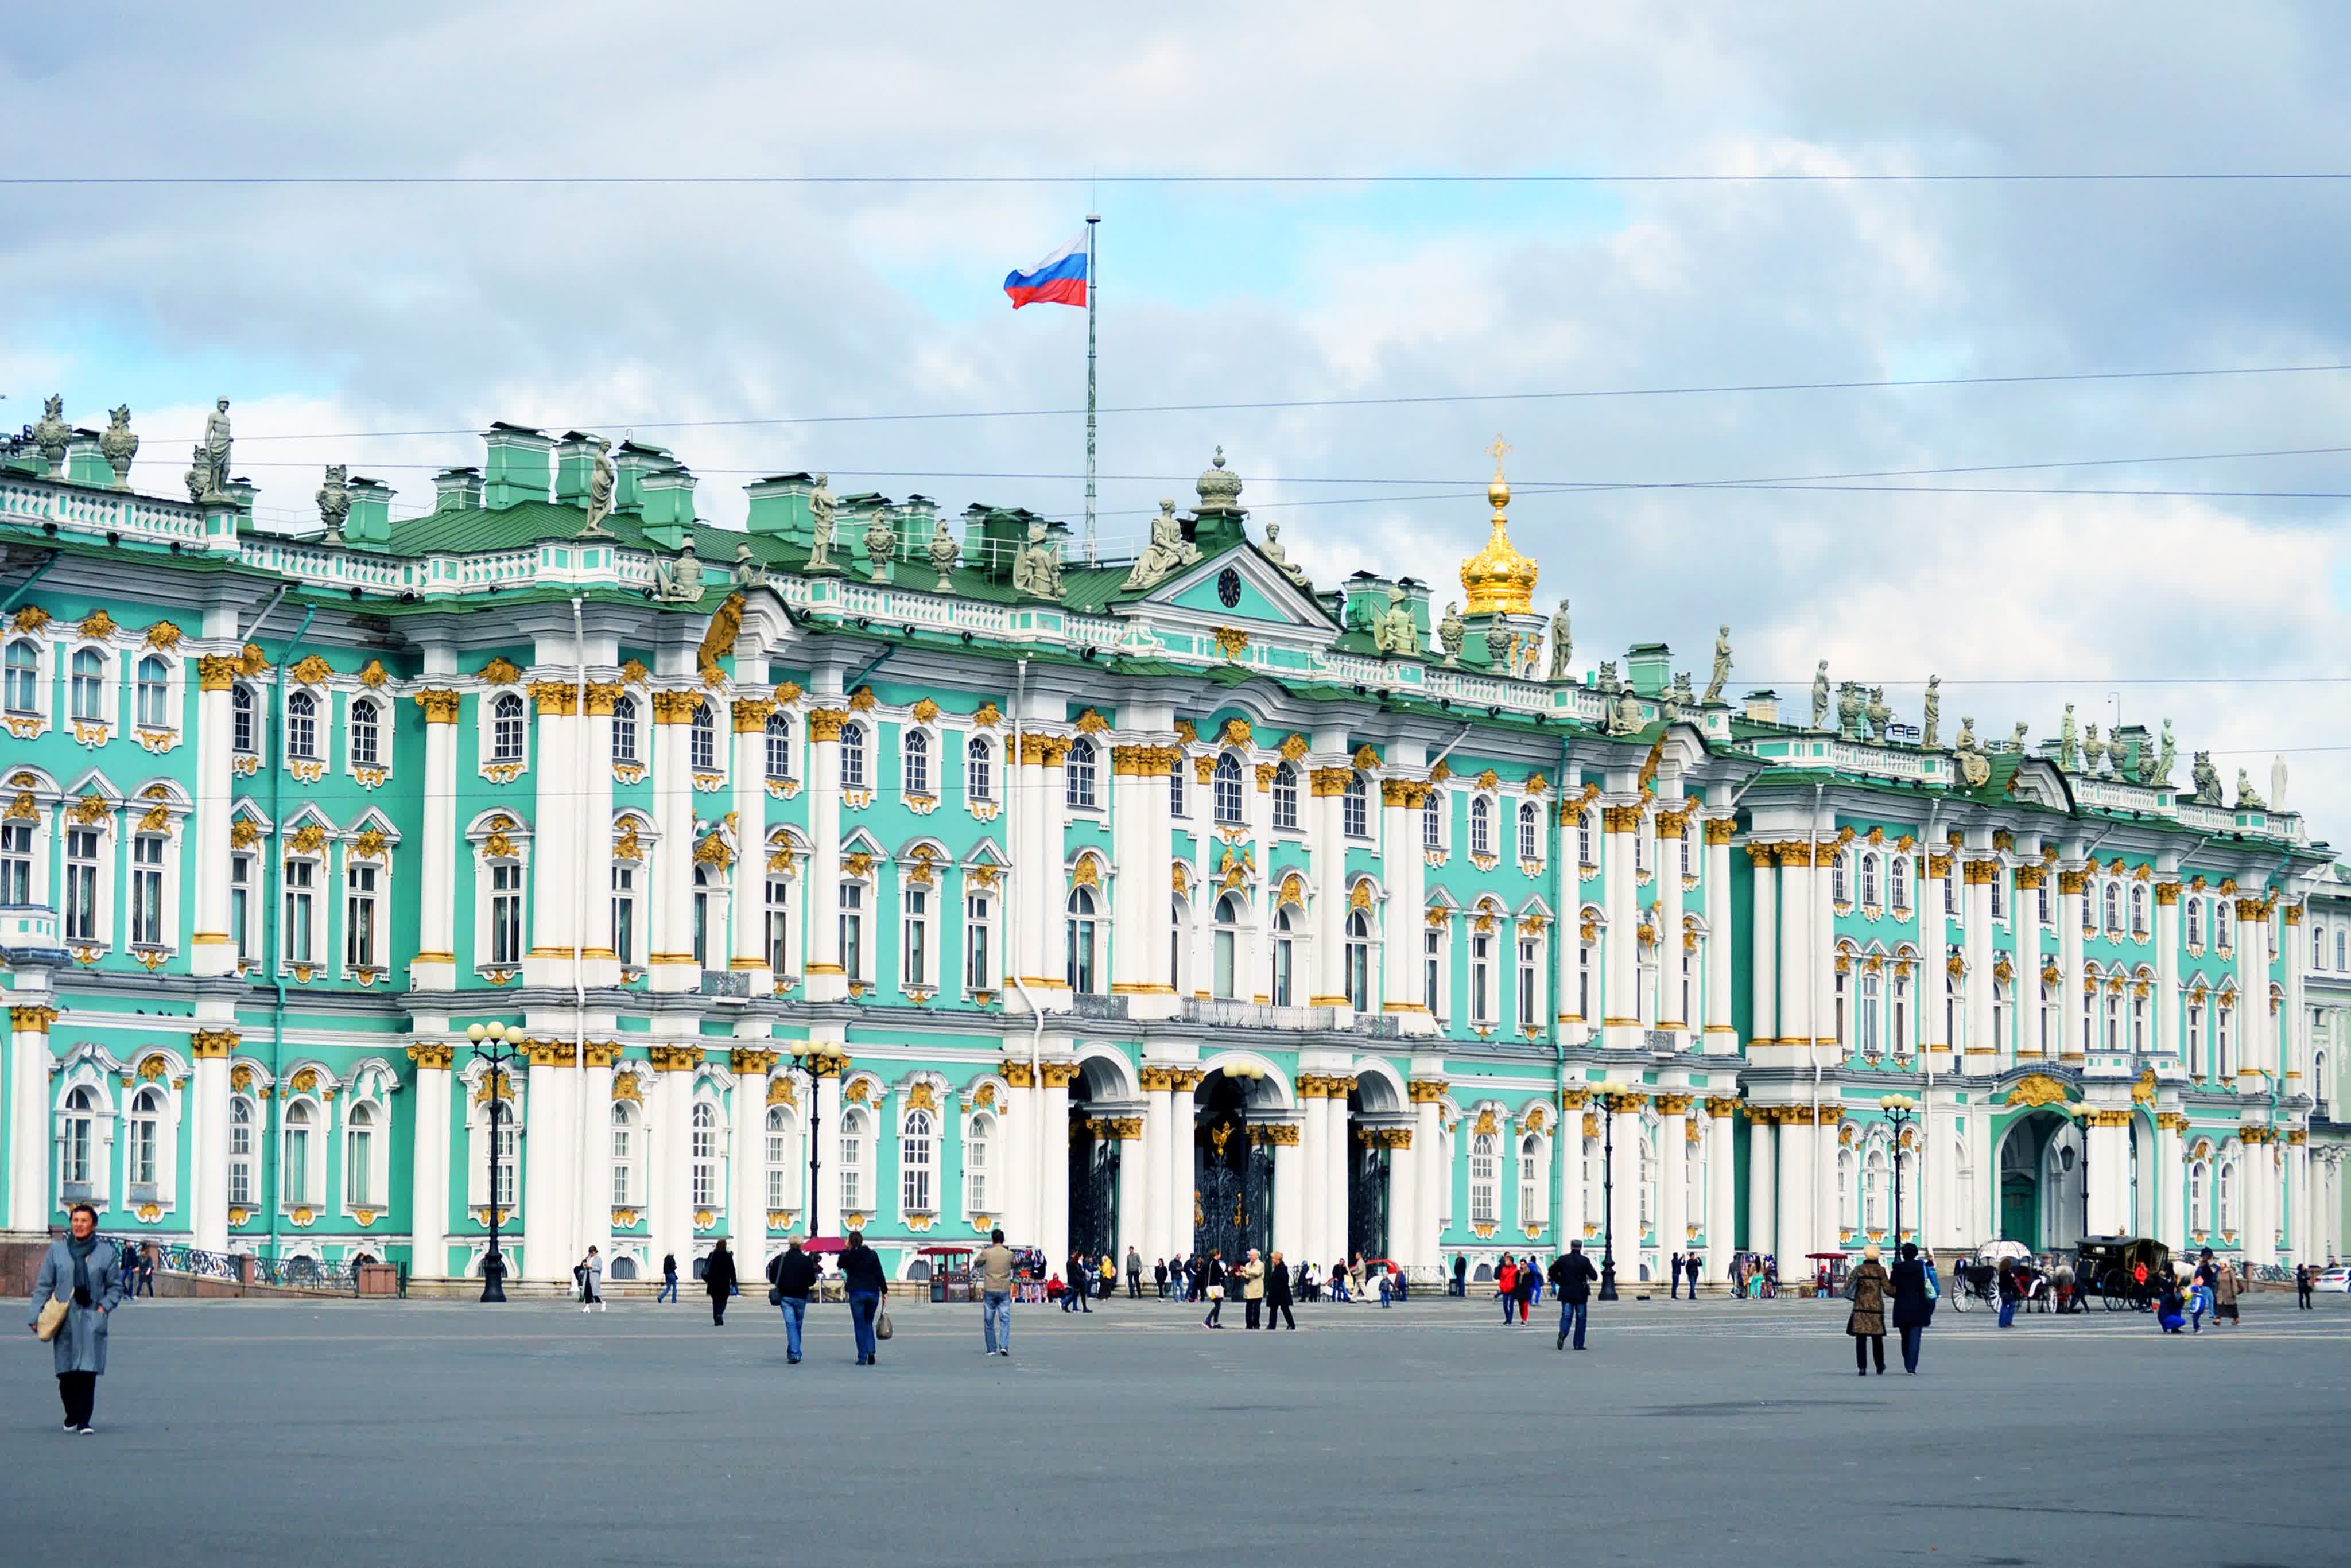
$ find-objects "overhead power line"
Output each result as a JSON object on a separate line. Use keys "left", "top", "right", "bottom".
{"left": 141, "top": 361, "right": 2351, "bottom": 445}
{"left": 16, "top": 171, "right": 2351, "bottom": 187}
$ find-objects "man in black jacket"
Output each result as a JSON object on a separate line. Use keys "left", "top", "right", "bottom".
{"left": 766, "top": 1235, "right": 818, "bottom": 1364}
{"left": 1549, "top": 1241, "right": 1600, "bottom": 1350}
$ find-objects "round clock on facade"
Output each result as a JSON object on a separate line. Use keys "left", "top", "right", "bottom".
{"left": 1217, "top": 566, "right": 1243, "bottom": 608}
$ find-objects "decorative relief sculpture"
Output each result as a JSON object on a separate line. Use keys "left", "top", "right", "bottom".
{"left": 1483, "top": 622, "right": 1512, "bottom": 669}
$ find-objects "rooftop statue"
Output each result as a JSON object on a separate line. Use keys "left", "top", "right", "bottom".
{"left": 1372, "top": 583, "right": 1419, "bottom": 657}
{"left": 2152, "top": 719, "right": 2175, "bottom": 786}
{"left": 1483, "top": 622, "right": 1513, "bottom": 669}
{"left": 1703, "top": 624, "right": 1732, "bottom": 705}
{"left": 2083, "top": 722, "right": 2105, "bottom": 775}
{"left": 1547, "top": 598, "right": 1573, "bottom": 681}
{"left": 927, "top": 519, "right": 960, "bottom": 592}
{"left": 653, "top": 535, "right": 704, "bottom": 604}
{"left": 732, "top": 540, "right": 767, "bottom": 589}
{"left": 183, "top": 443, "right": 208, "bottom": 505}
{"left": 2272, "top": 754, "right": 2288, "bottom": 812}
{"left": 1261, "top": 520, "right": 1310, "bottom": 589}
{"left": 579, "top": 438, "right": 616, "bottom": 538}
{"left": 99, "top": 405, "right": 138, "bottom": 490}
{"left": 863, "top": 507, "right": 898, "bottom": 583}
{"left": 2057, "top": 703, "right": 2079, "bottom": 771}
{"left": 2235, "top": 769, "right": 2267, "bottom": 811}
{"left": 1435, "top": 600, "right": 1465, "bottom": 664}
{"left": 1837, "top": 680, "right": 1864, "bottom": 738}
{"left": 1810, "top": 661, "right": 1830, "bottom": 729}
{"left": 1865, "top": 685, "right": 1891, "bottom": 742}
{"left": 1120, "top": 499, "right": 1201, "bottom": 591}
{"left": 1953, "top": 717, "right": 1990, "bottom": 788}
{"left": 1613, "top": 685, "right": 1644, "bottom": 738}
{"left": 200, "top": 397, "right": 233, "bottom": 503}
{"left": 31, "top": 394, "right": 68, "bottom": 473}
{"left": 316, "top": 464, "right": 351, "bottom": 531}
{"left": 2008, "top": 720, "right": 2030, "bottom": 755}
{"left": 1012, "top": 521, "right": 1064, "bottom": 600}
{"left": 2190, "top": 750, "right": 2221, "bottom": 805}
{"left": 1663, "top": 671, "right": 1694, "bottom": 724}
{"left": 1921, "top": 676, "right": 1940, "bottom": 748}
{"left": 805, "top": 475, "right": 837, "bottom": 573}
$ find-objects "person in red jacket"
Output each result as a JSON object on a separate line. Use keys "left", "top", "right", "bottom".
{"left": 1495, "top": 1256, "right": 1519, "bottom": 1325}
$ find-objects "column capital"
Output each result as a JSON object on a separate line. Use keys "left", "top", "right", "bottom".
{"left": 1138, "top": 1065, "right": 1177, "bottom": 1092}
{"left": 729, "top": 1047, "right": 779, "bottom": 1074}
{"left": 732, "top": 697, "right": 777, "bottom": 733}
{"left": 528, "top": 680, "right": 580, "bottom": 717}
{"left": 1039, "top": 1061, "right": 1081, "bottom": 1089}
{"left": 1407, "top": 1077, "right": 1450, "bottom": 1103}
{"left": 1703, "top": 1095, "right": 1743, "bottom": 1119}
{"left": 189, "top": 1026, "right": 238, "bottom": 1057}
{"left": 1000, "top": 1059, "right": 1036, "bottom": 1089}
{"left": 647, "top": 1043, "right": 704, "bottom": 1073}
{"left": 12, "top": 1003, "right": 63, "bottom": 1033}
{"left": 197, "top": 654, "right": 241, "bottom": 692}
{"left": 526, "top": 1038, "right": 580, "bottom": 1068}
{"left": 2153, "top": 880, "right": 2183, "bottom": 905}
{"left": 405, "top": 1041, "right": 456, "bottom": 1070}
{"left": 653, "top": 690, "right": 704, "bottom": 725}
{"left": 1655, "top": 1092, "right": 1696, "bottom": 1115}
{"left": 413, "top": 688, "right": 463, "bottom": 724}
{"left": 1702, "top": 816, "right": 1738, "bottom": 844}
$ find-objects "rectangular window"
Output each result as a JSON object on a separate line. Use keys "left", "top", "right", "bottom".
{"left": 129, "top": 1117, "right": 157, "bottom": 1186}
{"left": 228, "top": 1112, "right": 253, "bottom": 1206}
{"left": 129, "top": 835, "right": 165, "bottom": 946}
{"left": 284, "top": 858, "right": 315, "bottom": 964}
{"left": 839, "top": 1132, "right": 862, "bottom": 1213}
{"left": 0, "top": 820, "right": 32, "bottom": 905}
{"left": 490, "top": 861, "right": 523, "bottom": 965}
{"left": 346, "top": 862, "right": 379, "bottom": 969}
{"left": 1517, "top": 937, "right": 1540, "bottom": 1028}
{"left": 492, "top": 1121, "right": 516, "bottom": 1207}
{"left": 965, "top": 893, "right": 992, "bottom": 990}
{"left": 1169, "top": 764, "right": 1185, "bottom": 818}
{"left": 347, "top": 1125, "right": 375, "bottom": 1206}
{"left": 1423, "top": 928, "right": 1440, "bottom": 1014}
{"left": 1343, "top": 781, "right": 1368, "bottom": 839}
{"left": 612, "top": 1120, "right": 634, "bottom": 1205}
{"left": 766, "top": 877, "right": 790, "bottom": 974}
{"left": 1990, "top": 872, "right": 2006, "bottom": 920}
{"left": 282, "top": 1125, "right": 309, "bottom": 1205}
{"left": 351, "top": 702, "right": 379, "bottom": 766}
{"left": 64, "top": 827, "right": 100, "bottom": 943}
{"left": 612, "top": 863, "right": 637, "bottom": 966}
{"left": 230, "top": 852, "right": 254, "bottom": 960}
{"left": 903, "top": 887, "right": 929, "bottom": 987}
{"left": 841, "top": 883, "right": 864, "bottom": 980}
{"left": 1471, "top": 934, "right": 1492, "bottom": 1025}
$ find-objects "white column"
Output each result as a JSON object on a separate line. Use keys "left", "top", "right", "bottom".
{"left": 1109, "top": 750, "right": 1145, "bottom": 996}
{"left": 1748, "top": 1112, "right": 1777, "bottom": 1263}
{"left": 1748, "top": 843, "right": 1777, "bottom": 1045}
{"left": 2019, "top": 868, "right": 2049, "bottom": 1060}
{"left": 1386, "top": 1125, "right": 1417, "bottom": 1270}
{"left": 1411, "top": 1079, "right": 1445, "bottom": 1275}
{"left": 1039, "top": 1059, "right": 1073, "bottom": 1267}
{"left": 998, "top": 1062, "right": 1033, "bottom": 1247}
{"left": 1298, "top": 1078, "right": 1328, "bottom": 1264}
{"left": 2284, "top": 907, "right": 2309, "bottom": 1094}
{"left": 1559, "top": 1092, "right": 1588, "bottom": 1252}
{"left": 1655, "top": 809, "right": 1687, "bottom": 1033}
{"left": 1603, "top": 804, "right": 1640, "bottom": 1048}
{"left": 408, "top": 1045, "right": 452, "bottom": 1278}
{"left": 1383, "top": 781, "right": 1418, "bottom": 1014}
{"left": 1169, "top": 1069, "right": 1201, "bottom": 1257}
{"left": 191, "top": 661, "right": 237, "bottom": 977}
{"left": 2155, "top": 1114, "right": 2184, "bottom": 1252}
{"left": 1658, "top": 1094, "right": 1689, "bottom": 1271}
{"left": 1779, "top": 852, "right": 1814, "bottom": 1054}
{"left": 1704, "top": 820, "right": 1735, "bottom": 1050}
{"left": 803, "top": 710, "right": 845, "bottom": 1002}
{"left": 523, "top": 1042, "right": 577, "bottom": 1282}
{"left": 649, "top": 1050, "right": 699, "bottom": 1263}
{"left": 1924, "top": 855, "right": 1951, "bottom": 1069}
{"left": 526, "top": 685, "right": 577, "bottom": 988}
{"left": 1706, "top": 1099, "right": 1736, "bottom": 1280}
{"left": 2058, "top": 866, "right": 2088, "bottom": 1061}
{"left": 812, "top": 1064, "right": 844, "bottom": 1237}
{"left": 728, "top": 1049, "right": 770, "bottom": 1256}
{"left": 1776, "top": 1111, "right": 1814, "bottom": 1267}
{"left": 2156, "top": 882, "right": 2183, "bottom": 1061}
{"left": 186, "top": 1026, "right": 234, "bottom": 1252}
{"left": 1115, "top": 1119, "right": 1148, "bottom": 1263}
{"left": 579, "top": 687, "right": 618, "bottom": 987}
{"left": 1140, "top": 1068, "right": 1172, "bottom": 1263}
{"left": 1310, "top": 766, "right": 1350, "bottom": 1012}
{"left": 1607, "top": 1096, "right": 1642, "bottom": 1279}
{"left": 2235, "top": 897, "right": 2264, "bottom": 1092}
{"left": 728, "top": 701, "right": 772, "bottom": 989}
{"left": 649, "top": 693, "right": 701, "bottom": 993}
{"left": 1271, "top": 1130, "right": 1304, "bottom": 1260}
{"left": 1965, "top": 859, "right": 1996, "bottom": 1068}
{"left": 1327, "top": 1074, "right": 1355, "bottom": 1259}
{"left": 413, "top": 690, "right": 461, "bottom": 987}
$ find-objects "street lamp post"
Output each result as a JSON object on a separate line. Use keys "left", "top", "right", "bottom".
{"left": 789, "top": 1044, "right": 847, "bottom": 1240}
{"left": 1880, "top": 1095, "right": 1917, "bottom": 1248}
{"left": 464, "top": 1020, "right": 522, "bottom": 1303}
{"left": 1597, "top": 1080, "right": 1631, "bottom": 1301}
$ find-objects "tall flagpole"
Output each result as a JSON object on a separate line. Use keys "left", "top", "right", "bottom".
{"left": 1085, "top": 211, "right": 1100, "bottom": 564}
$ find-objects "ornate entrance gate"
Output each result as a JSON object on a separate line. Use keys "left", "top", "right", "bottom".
{"left": 1194, "top": 1109, "right": 1273, "bottom": 1262}
{"left": 1348, "top": 1141, "right": 1390, "bottom": 1259}
{"left": 1070, "top": 1124, "right": 1120, "bottom": 1264}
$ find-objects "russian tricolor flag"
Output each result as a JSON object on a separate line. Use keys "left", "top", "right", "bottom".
{"left": 1003, "top": 232, "right": 1089, "bottom": 309}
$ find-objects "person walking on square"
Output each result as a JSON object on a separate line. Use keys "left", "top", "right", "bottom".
{"left": 1995, "top": 1260, "right": 2020, "bottom": 1329}
{"left": 2209, "top": 1254, "right": 2240, "bottom": 1326}
{"left": 135, "top": 1243, "right": 158, "bottom": 1298}
{"left": 1266, "top": 1251, "right": 1297, "bottom": 1329}
{"left": 1153, "top": 1257, "right": 1169, "bottom": 1299}
{"left": 1550, "top": 1240, "right": 1598, "bottom": 1350}
{"left": 1127, "top": 1246, "right": 1143, "bottom": 1299}
{"left": 768, "top": 1234, "right": 817, "bottom": 1364}
{"left": 29, "top": 1204, "right": 127, "bottom": 1434}
{"left": 577, "top": 1246, "right": 605, "bottom": 1312}
{"left": 1512, "top": 1256, "right": 1535, "bottom": 1324}
{"left": 975, "top": 1229, "right": 1018, "bottom": 1357}
{"left": 1062, "top": 1251, "right": 1091, "bottom": 1313}
{"left": 1686, "top": 1253, "right": 1702, "bottom": 1300}
{"left": 1239, "top": 1248, "right": 1266, "bottom": 1329}
{"left": 2296, "top": 1263, "right": 2314, "bottom": 1309}
{"left": 657, "top": 1252, "right": 679, "bottom": 1305}
{"left": 1495, "top": 1255, "right": 1518, "bottom": 1325}
{"left": 1888, "top": 1242, "right": 1933, "bottom": 1373}
{"left": 840, "top": 1229, "right": 889, "bottom": 1365}
{"left": 703, "top": 1241, "right": 738, "bottom": 1326}
{"left": 1201, "top": 1250, "right": 1227, "bottom": 1328}
{"left": 1099, "top": 1253, "right": 1117, "bottom": 1303}
{"left": 1669, "top": 1251, "right": 1683, "bottom": 1299}
{"left": 1847, "top": 1244, "right": 1890, "bottom": 1375}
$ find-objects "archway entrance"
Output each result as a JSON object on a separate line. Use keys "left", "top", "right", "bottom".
{"left": 1997, "top": 1109, "right": 2083, "bottom": 1253}
{"left": 1066, "top": 1059, "right": 1127, "bottom": 1267}
{"left": 1194, "top": 1069, "right": 1273, "bottom": 1262}
{"left": 1345, "top": 1077, "right": 1405, "bottom": 1260}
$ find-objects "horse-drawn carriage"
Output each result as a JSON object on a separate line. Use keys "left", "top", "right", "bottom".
{"left": 2074, "top": 1236, "right": 2173, "bottom": 1311}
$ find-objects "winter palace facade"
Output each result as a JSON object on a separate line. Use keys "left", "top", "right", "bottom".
{"left": 1, "top": 405, "right": 2345, "bottom": 1287}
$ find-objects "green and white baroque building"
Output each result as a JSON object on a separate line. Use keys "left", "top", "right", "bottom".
{"left": 1, "top": 404, "right": 2345, "bottom": 1287}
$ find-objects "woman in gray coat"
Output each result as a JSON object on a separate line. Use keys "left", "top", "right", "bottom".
{"left": 28, "top": 1204, "right": 128, "bottom": 1433}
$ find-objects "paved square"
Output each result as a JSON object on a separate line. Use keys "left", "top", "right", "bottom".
{"left": 7, "top": 1290, "right": 2346, "bottom": 1565}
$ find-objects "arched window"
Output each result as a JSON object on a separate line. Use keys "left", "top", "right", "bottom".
{"left": 763, "top": 711, "right": 792, "bottom": 781}
{"left": 1863, "top": 1146, "right": 1888, "bottom": 1233}
{"left": 903, "top": 727, "right": 931, "bottom": 796}
{"left": 689, "top": 700, "right": 717, "bottom": 772}
{"left": 1065, "top": 737, "right": 1097, "bottom": 808}
{"left": 1213, "top": 892, "right": 1244, "bottom": 999}
{"left": 690, "top": 1101, "right": 719, "bottom": 1209}
{"left": 965, "top": 735, "right": 992, "bottom": 801}
{"left": 1469, "top": 797, "right": 1492, "bottom": 858}
{"left": 287, "top": 689, "right": 319, "bottom": 760}
{"left": 612, "top": 694, "right": 639, "bottom": 765}
{"left": 1837, "top": 1146, "right": 1858, "bottom": 1233}
{"left": 282, "top": 1100, "right": 315, "bottom": 1205}
{"left": 228, "top": 1096, "right": 256, "bottom": 1206}
{"left": 1519, "top": 1131, "right": 1548, "bottom": 1226}
{"left": 1065, "top": 884, "right": 1100, "bottom": 994}
{"left": 1860, "top": 853, "right": 1880, "bottom": 907}
{"left": 1518, "top": 928, "right": 1541, "bottom": 1026}
{"left": 964, "top": 1111, "right": 995, "bottom": 1213}
{"left": 1271, "top": 762, "right": 1299, "bottom": 831}
{"left": 1469, "top": 1132, "right": 1498, "bottom": 1224}
{"left": 610, "top": 1100, "right": 640, "bottom": 1206}
{"left": 2187, "top": 999, "right": 2206, "bottom": 1077}
{"left": 345, "top": 1101, "right": 379, "bottom": 1207}
{"left": 838, "top": 1107, "right": 870, "bottom": 1214}
{"left": 901, "top": 1108, "right": 936, "bottom": 1213}
{"left": 1212, "top": 753, "right": 1243, "bottom": 825}
{"left": 1422, "top": 789, "right": 1444, "bottom": 850}
{"left": 349, "top": 698, "right": 380, "bottom": 766}
{"left": 2129, "top": 985, "right": 2148, "bottom": 1051}
{"left": 1270, "top": 905, "right": 1296, "bottom": 1007}
{"left": 1890, "top": 854, "right": 1910, "bottom": 911}
{"left": 1343, "top": 772, "right": 1369, "bottom": 837}
{"left": 2, "top": 641, "right": 35, "bottom": 713}
{"left": 2102, "top": 879, "right": 2120, "bottom": 933}
{"left": 2129, "top": 883, "right": 2148, "bottom": 937}
{"left": 2187, "top": 1158, "right": 2208, "bottom": 1230}
{"left": 60, "top": 1085, "right": 98, "bottom": 1190}
{"left": 840, "top": 723, "right": 866, "bottom": 788}
{"left": 135, "top": 655, "right": 170, "bottom": 729}
{"left": 2218, "top": 1159, "right": 2239, "bottom": 1232}
{"left": 2217, "top": 1000, "right": 2234, "bottom": 1077}
{"left": 1830, "top": 851, "right": 1849, "bottom": 906}
{"left": 230, "top": 682, "right": 256, "bottom": 753}
{"left": 69, "top": 648, "right": 104, "bottom": 721}
{"left": 1346, "top": 908, "right": 1374, "bottom": 1011}
{"left": 1469, "top": 919, "right": 1494, "bottom": 1024}
{"left": 1577, "top": 809, "right": 1595, "bottom": 867}
{"left": 127, "top": 1086, "right": 164, "bottom": 1191}
{"left": 490, "top": 693, "right": 525, "bottom": 762}
{"left": 1518, "top": 801, "right": 1541, "bottom": 863}
{"left": 763, "top": 1104, "right": 797, "bottom": 1210}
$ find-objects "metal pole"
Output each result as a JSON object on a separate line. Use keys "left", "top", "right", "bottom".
{"left": 1599, "top": 1104, "right": 1619, "bottom": 1301}
{"left": 1084, "top": 212, "right": 1099, "bottom": 565}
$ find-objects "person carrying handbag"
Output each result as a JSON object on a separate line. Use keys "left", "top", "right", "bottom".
{"left": 839, "top": 1229, "right": 890, "bottom": 1364}
{"left": 29, "top": 1204, "right": 128, "bottom": 1434}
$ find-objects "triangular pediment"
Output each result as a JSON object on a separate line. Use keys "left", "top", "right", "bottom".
{"left": 1124, "top": 545, "right": 1340, "bottom": 637}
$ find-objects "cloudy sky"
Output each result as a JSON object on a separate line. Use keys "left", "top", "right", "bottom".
{"left": 6, "top": 3, "right": 2349, "bottom": 831}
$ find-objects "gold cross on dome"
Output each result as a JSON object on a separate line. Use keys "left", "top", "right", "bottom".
{"left": 1487, "top": 433, "right": 1512, "bottom": 478}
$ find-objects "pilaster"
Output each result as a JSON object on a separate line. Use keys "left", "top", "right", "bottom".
{"left": 412, "top": 689, "right": 463, "bottom": 988}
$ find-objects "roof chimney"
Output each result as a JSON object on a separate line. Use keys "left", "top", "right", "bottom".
{"left": 481, "top": 423, "right": 553, "bottom": 510}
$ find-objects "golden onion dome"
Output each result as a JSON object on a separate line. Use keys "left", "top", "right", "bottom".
{"left": 1461, "top": 436, "right": 1537, "bottom": 615}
